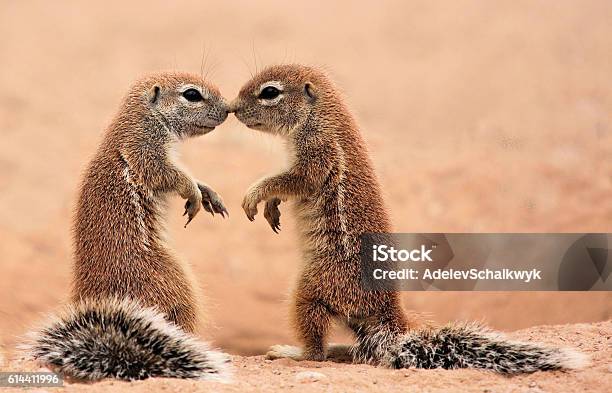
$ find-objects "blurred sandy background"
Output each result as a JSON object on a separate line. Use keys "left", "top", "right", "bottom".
{"left": 0, "top": 0, "right": 610, "bottom": 356}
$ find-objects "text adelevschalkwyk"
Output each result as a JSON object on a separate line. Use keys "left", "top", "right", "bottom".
{"left": 370, "top": 244, "right": 543, "bottom": 283}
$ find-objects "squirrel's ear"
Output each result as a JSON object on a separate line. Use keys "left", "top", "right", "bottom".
{"left": 148, "top": 85, "right": 160, "bottom": 104}
{"left": 304, "top": 82, "right": 317, "bottom": 103}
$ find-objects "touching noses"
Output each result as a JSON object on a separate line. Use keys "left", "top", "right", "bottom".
{"left": 227, "top": 98, "right": 241, "bottom": 114}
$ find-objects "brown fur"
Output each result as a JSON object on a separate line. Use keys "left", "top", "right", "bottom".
{"left": 231, "top": 64, "right": 416, "bottom": 360}
{"left": 72, "top": 72, "right": 228, "bottom": 332}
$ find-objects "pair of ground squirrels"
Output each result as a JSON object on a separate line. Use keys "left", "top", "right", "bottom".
{"left": 24, "top": 65, "right": 586, "bottom": 382}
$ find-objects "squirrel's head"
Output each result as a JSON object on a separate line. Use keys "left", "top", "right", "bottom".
{"left": 130, "top": 72, "right": 229, "bottom": 139}
{"left": 231, "top": 65, "right": 334, "bottom": 137}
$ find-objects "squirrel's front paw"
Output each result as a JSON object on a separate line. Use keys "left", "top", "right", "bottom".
{"left": 183, "top": 189, "right": 202, "bottom": 228}
{"left": 198, "top": 183, "right": 228, "bottom": 218}
{"left": 241, "top": 192, "right": 260, "bottom": 221}
{"left": 264, "top": 198, "right": 282, "bottom": 233}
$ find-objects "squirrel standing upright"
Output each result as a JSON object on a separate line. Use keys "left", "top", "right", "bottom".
{"left": 23, "top": 72, "right": 230, "bottom": 381}
{"left": 231, "top": 64, "right": 587, "bottom": 374}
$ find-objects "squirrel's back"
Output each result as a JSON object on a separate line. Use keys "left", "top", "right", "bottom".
{"left": 72, "top": 137, "right": 178, "bottom": 301}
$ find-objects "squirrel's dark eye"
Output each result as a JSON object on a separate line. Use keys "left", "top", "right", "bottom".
{"left": 258, "top": 86, "right": 281, "bottom": 100}
{"left": 183, "top": 88, "right": 204, "bottom": 102}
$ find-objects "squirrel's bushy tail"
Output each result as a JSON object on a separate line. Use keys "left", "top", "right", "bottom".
{"left": 20, "top": 298, "right": 231, "bottom": 381}
{"left": 354, "top": 322, "right": 587, "bottom": 374}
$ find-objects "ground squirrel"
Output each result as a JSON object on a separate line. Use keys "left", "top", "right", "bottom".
{"left": 22, "top": 72, "right": 230, "bottom": 381}
{"left": 231, "top": 64, "right": 586, "bottom": 373}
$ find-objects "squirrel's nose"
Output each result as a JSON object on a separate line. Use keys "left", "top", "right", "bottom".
{"left": 227, "top": 98, "right": 241, "bottom": 114}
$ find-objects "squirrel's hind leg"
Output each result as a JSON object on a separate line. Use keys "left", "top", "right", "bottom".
{"left": 292, "top": 297, "right": 334, "bottom": 361}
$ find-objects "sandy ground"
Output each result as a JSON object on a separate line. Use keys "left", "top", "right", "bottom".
{"left": 2, "top": 321, "right": 611, "bottom": 392}
{"left": 0, "top": 0, "right": 611, "bottom": 391}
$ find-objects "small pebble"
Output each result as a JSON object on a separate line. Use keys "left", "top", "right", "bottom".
{"left": 295, "top": 371, "right": 328, "bottom": 383}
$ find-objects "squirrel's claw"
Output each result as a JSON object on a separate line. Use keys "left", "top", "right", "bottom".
{"left": 202, "top": 200, "right": 215, "bottom": 216}
{"left": 198, "top": 183, "right": 228, "bottom": 219}
{"left": 243, "top": 203, "right": 257, "bottom": 221}
{"left": 242, "top": 195, "right": 258, "bottom": 221}
{"left": 183, "top": 198, "right": 200, "bottom": 228}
